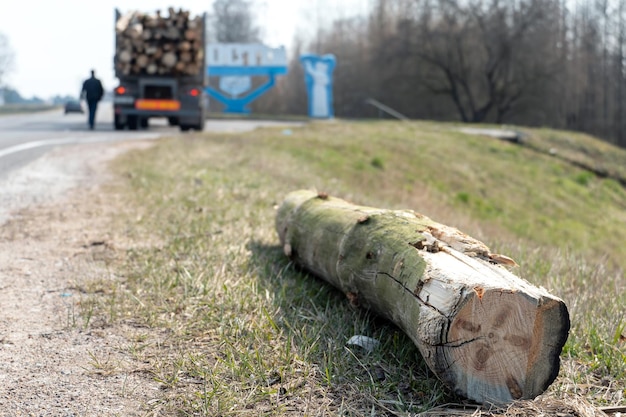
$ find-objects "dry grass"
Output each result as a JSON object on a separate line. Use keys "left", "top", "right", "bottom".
{"left": 79, "top": 120, "right": 625, "bottom": 415}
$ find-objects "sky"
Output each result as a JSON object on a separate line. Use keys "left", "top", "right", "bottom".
{"left": 0, "top": 0, "right": 368, "bottom": 99}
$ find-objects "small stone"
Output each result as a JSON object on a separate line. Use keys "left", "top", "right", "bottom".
{"left": 373, "top": 365, "right": 385, "bottom": 381}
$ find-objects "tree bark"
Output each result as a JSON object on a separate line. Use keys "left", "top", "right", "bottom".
{"left": 275, "top": 190, "right": 570, "bottom": 405}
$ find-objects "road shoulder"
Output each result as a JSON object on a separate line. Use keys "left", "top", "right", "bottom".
{"left": 0, "top": 141, "right": 158, "bottom": 415}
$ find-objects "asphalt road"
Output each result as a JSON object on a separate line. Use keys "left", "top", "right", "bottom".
{"left": 0, "top": 103, "right": 301, "bottom": 181}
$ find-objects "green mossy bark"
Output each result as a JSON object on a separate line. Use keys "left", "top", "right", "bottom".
{"left": 277, "top": 191, "right": 435, "bottom": 320}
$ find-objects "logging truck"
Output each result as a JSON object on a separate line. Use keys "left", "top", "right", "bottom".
{"left": 113, "top": 8, "right": 206, "bottom": 131}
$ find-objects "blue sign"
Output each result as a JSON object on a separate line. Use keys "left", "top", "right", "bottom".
{"left": 219, "top": 76, "right": 252, "bottom": 97}
{"left": 206, "top": 43, "right": 288, "bottom": 114}
{"left": 300, "top": 54, "right": 336, "bottom": 118}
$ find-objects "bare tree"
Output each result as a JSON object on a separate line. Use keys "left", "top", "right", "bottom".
{"left": 415, "top": 0, "right": 560, "bottom": 123}
{"left": 0, "top": 32, "right": 14, "bottom": 87}
{"left": 210, "top": 0, "right": 260, "bottom": 43}
{"left": 615, "top": 0, "right": 626, "bottom": 147}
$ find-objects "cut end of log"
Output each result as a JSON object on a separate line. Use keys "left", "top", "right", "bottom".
{"left": 441, "top": 290, "right": 569, "bottom": 404}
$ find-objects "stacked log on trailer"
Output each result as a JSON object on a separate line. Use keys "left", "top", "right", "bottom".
{"left": 115, "top": 8, "right": 204, "bottom": 77}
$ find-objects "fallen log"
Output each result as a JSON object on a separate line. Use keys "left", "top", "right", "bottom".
{"left": 275, "top": 190, "right": 570, "bottom": 405}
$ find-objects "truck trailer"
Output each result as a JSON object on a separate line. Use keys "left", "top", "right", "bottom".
{"left": 113, "top": 8, "right": 206, "bottom": 131}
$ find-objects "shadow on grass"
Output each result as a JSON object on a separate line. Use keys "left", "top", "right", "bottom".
{"left": 247, "top": 239, "right": 455, "bottom": 414}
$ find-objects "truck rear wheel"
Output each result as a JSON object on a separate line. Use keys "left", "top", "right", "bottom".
{"left": 128, "top": 116, "right": 139, "bottom": 130}
{"left": 194, "top": 116, "right": 205, "bottom": 131}
{"left": 179, "top": 117, "right": 204, "bottom": 132}
{"left": 114, "top": 115, "right": 125, "bottom": 130}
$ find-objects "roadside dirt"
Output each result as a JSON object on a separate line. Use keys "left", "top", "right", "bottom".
{"left": 0, "top": 142, "right": 158, "bottom": 416}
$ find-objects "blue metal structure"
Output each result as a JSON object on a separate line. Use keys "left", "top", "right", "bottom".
{"left": 205, "top": 44, "right": 288, "bottom": 114}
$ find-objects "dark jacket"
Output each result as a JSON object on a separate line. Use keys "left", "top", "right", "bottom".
{"left": 82, "top": 76, "right": 104, "bottom": 102}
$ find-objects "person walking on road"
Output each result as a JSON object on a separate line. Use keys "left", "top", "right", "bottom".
{"left": 81, "top": 70, "right": 104, "bottom": 130}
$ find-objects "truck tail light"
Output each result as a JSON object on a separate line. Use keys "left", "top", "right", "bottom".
{"left": 116, "top": 86, "right": 127, "bottom": 95}
{"left": 189, "top": 88, "right": 200, "bottom": 97}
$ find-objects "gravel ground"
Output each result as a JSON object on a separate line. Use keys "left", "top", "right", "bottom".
{"left": 0, "top": 141, "right": 158, "bottom": 416}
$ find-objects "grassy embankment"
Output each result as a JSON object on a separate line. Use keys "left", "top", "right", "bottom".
{"left": 85, "top": 120, "right": 626, "bottom": 415}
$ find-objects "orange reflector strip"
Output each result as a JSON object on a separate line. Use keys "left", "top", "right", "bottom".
{"left": 135, "top": 99, "right": 181, "bottom": 111}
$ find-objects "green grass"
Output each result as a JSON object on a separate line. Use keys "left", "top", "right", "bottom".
{"left": 0, "top": 103, "right": 60, "bottom": 115}
{"left": 83, "top": 120, "right": 625, "bottom": 415}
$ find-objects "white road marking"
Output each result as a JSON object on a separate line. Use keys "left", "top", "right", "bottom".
{"left": 0, "top": 134, "right": 161, "bottom": 160}
{"left": 0, "top": 138, "right": 78, "bottom": 159}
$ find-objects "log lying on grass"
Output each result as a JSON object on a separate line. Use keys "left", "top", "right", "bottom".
{"left": 275, "top": 190, "right": 570, "bottom": 405}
